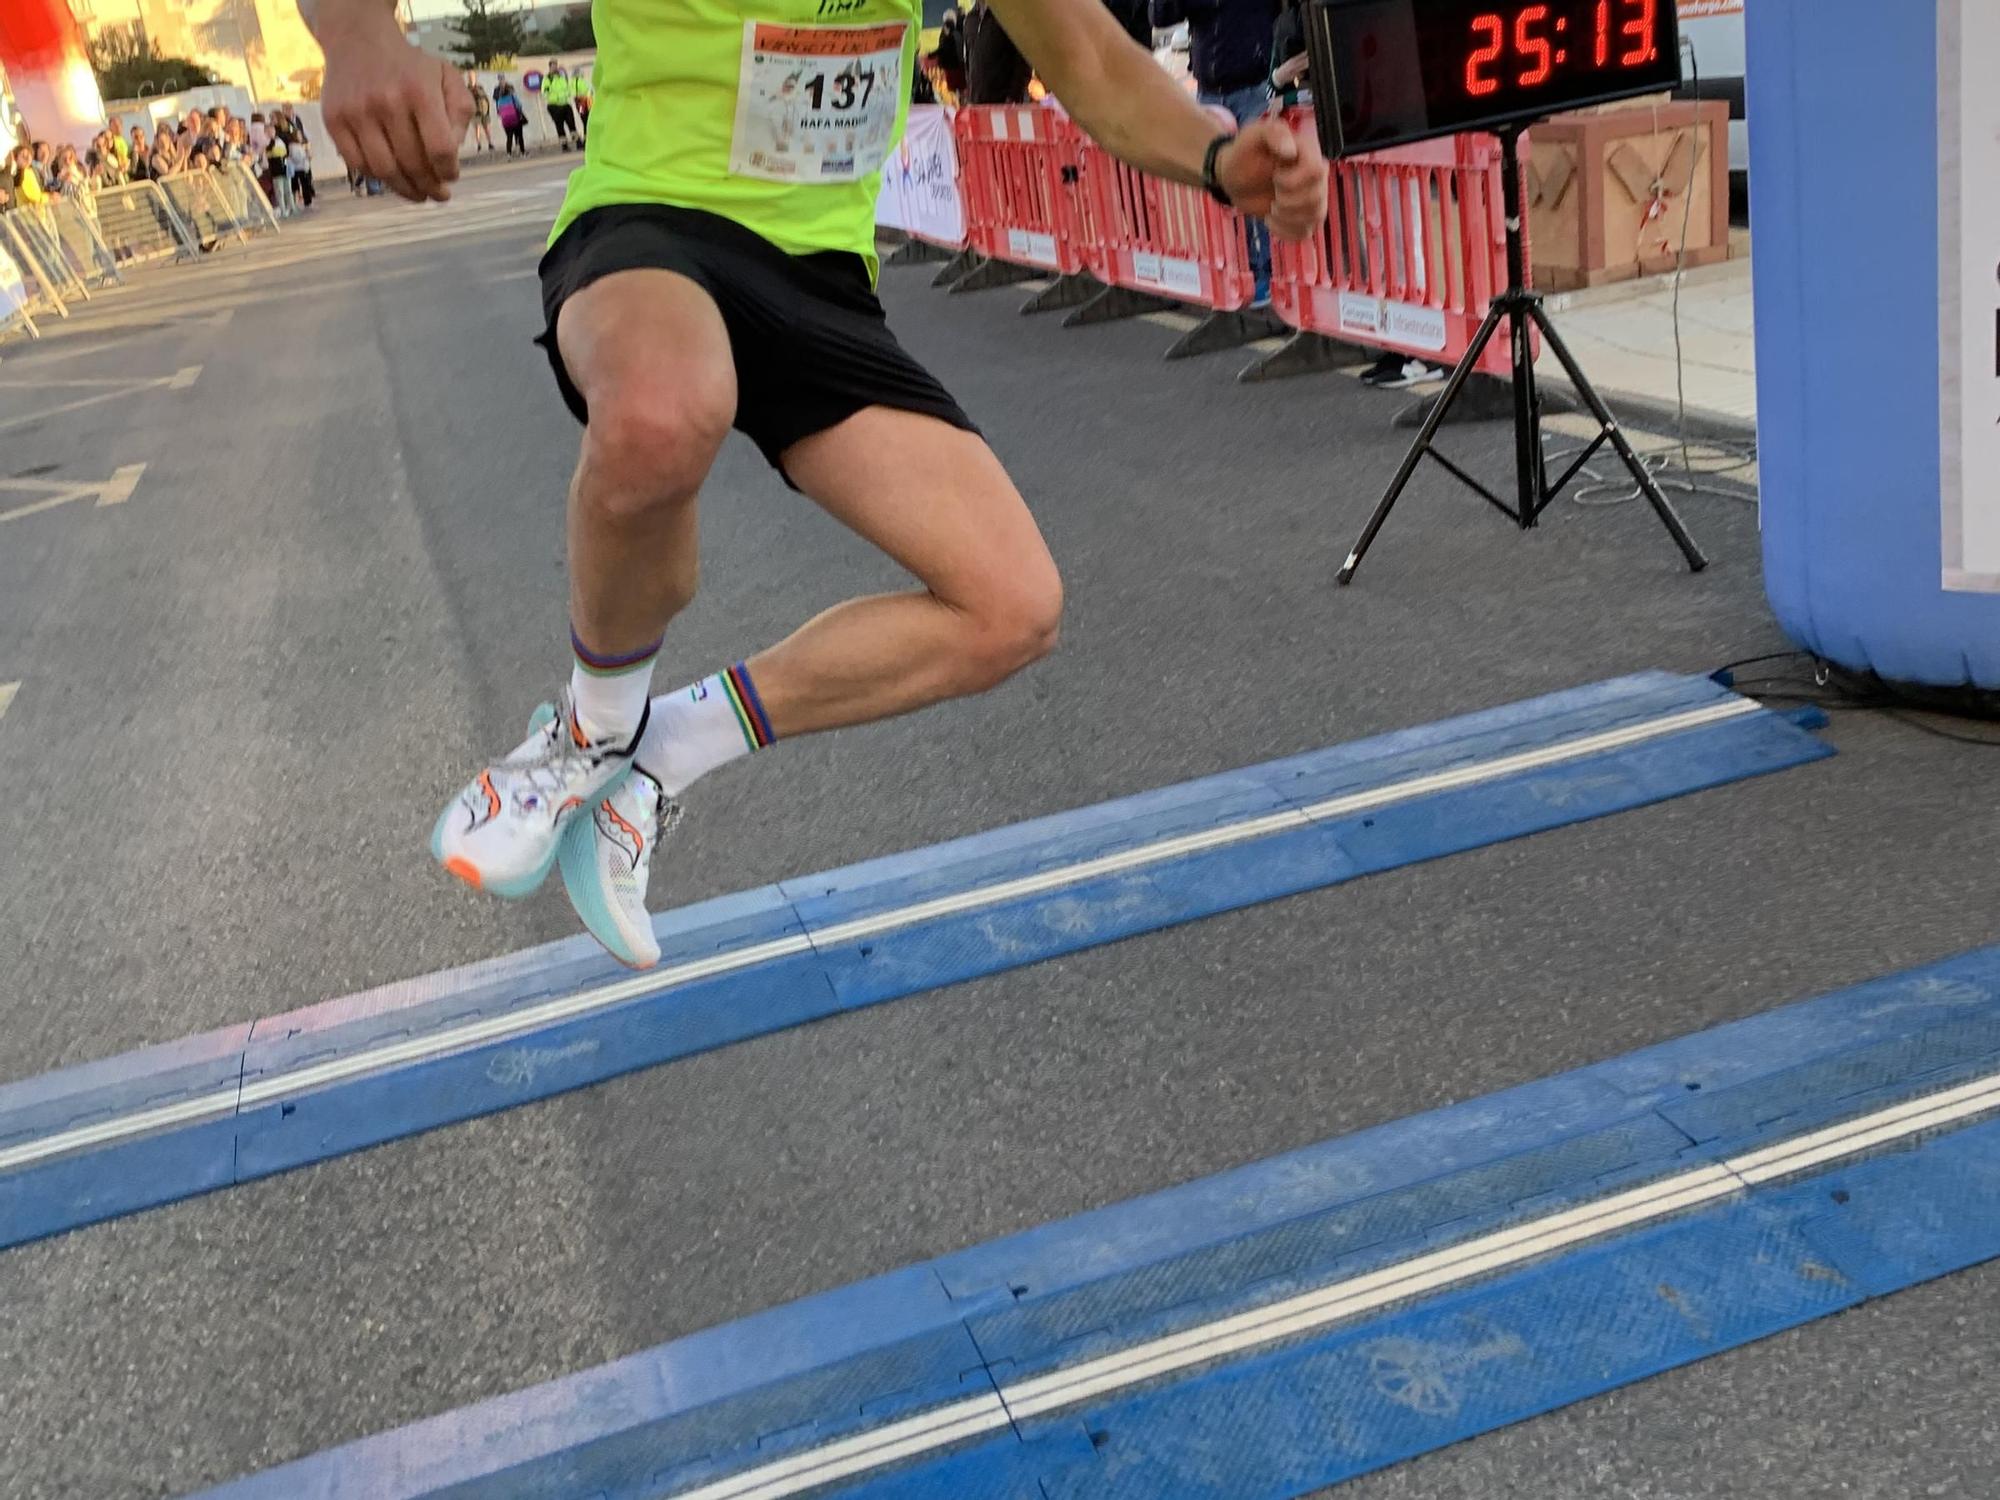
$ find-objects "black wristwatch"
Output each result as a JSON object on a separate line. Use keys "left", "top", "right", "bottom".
{"left": 1202, "top": 133, "right": 1234, "bottom": 207}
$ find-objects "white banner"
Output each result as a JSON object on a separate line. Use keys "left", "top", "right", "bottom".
{"left": 1940, "top": 0, "right": 2000, "bottom": 590}
{"left": 876, "top": 105, "right": 966, "bottom": 249}
{"left": 0, "top": 250, "right": 28, "bottom": 326}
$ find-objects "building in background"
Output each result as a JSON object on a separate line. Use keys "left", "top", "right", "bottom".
{"left": 68, "top": 0, "right": 324, "bottom": 101}
{"left": 404, "top": 4, "right": 587, "bottom": 64}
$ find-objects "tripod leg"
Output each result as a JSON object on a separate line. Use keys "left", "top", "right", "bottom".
{"left": 1530, "top": 303, "right": 1709, "bottom": 574}
{"left": 1337, "top": 300, "right": 1511, "bottom": 585}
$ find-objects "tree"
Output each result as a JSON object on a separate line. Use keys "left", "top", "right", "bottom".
{"left": 532, "top": 7, "right": 594, "bottom": 52}
{"left": 452, "top": 0, "right": 527, "bottom": 69}
{"left": 88, "top": 32, "right": 220, "bottom": 101}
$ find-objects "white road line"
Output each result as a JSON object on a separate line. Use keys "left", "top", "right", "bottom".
{"left": 0, "top": 697, "right": 1760, "bottom": 1177}
{"left": 652, "top": 1065, "right": 2000, "bottom": 1499}
{"left": 0, "top": 682, "right": 17, "bottom": 722}
{"left": 0, "top": 465, "right": 148, "bottom": 525}
{"left": 95, "top": 463, "right": 146, "bottom": 507}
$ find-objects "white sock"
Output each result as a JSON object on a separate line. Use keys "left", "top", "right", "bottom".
{"left": 637, "top": 664, "right": 774, "bottom": 798}
{"left": 569, "top": 649, "right": 658, "bottom": 747}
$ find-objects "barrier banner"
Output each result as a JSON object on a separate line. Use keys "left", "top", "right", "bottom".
{"left": 877, "top": 105, "right": 966, "bottom": 249}
{"left": 0, "top": 250, "right": 28, "bottom": 326}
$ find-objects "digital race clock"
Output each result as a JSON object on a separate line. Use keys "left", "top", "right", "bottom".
{"left": 1305, "top": 0, "right": 1684, "bottom": 156}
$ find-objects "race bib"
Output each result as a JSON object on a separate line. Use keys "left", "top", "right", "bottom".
{"left": 730, "top": 20, "right": 908, "bottom": 184}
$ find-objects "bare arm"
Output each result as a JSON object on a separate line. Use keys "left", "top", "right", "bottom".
{"left": 299, "top": 0, "right": 473, "bottom": 203}
{"left": 985, "top": 0, "right": 1327, "bottom": 239}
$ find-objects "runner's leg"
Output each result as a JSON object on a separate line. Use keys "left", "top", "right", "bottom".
{"left": 430, "top": 268, "right": 735, "bottom": 899}
{"left": 558, "top": 268, "right": 736, "bottom": 737}
{"left": 741, "top": 406, "right": 1062, "bottom": 735}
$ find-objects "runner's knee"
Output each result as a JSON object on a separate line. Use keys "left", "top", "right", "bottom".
{"left": 581, "top": 376, "right": 732, "bottom": 512}
{"left": 957, "top": 561, "right": 1063, "bottom": 691}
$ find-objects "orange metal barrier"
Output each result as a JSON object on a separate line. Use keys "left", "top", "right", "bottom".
{"left": 1269, "top": 114, "right": 1525, "bottom": 376}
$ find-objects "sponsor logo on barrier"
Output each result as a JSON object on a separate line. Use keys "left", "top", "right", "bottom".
{"left": 1007, "top": 227, "right": 1060, "bottom": 268}
{"left": 1675, "top": 0, "right": 1743, "bottom": 18}
{"left": 1338, "top": 291, "right": 1449, "bottom": 353}
{"left": 1132, "top": 251, "right": 1204, "bottom": 299}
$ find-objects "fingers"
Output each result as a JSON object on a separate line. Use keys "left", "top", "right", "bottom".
{"left": 411, "top": 70, "right": 465, "bottom": 197}
{"left": 1258, "top": 117, "right": 1301, "bottom": 164}
{"left": 383, "top": 91, "right": 448, "bottom": 200}
{"left": 349, "top": 114, "right": 421, "bottom": 202}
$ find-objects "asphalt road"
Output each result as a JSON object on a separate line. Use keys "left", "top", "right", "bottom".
{"left": 2, "top": 157, "right": 1997, "bottom": 1500}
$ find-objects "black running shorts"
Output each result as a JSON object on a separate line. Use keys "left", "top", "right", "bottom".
{"left": 537, "top": 203, "right": 978, "bottom": 473}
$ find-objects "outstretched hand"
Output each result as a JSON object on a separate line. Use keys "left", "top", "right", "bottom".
{"left": 1216, "top": 115, "right": 1329, "bottom": 243}
{"left": 318, "top": 10, "right": 475, "bottom": 204}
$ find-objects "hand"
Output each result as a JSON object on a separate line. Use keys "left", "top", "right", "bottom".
{"left": 317, "top": 7, "right": 474, "bottom": 203}
{"left": 1216, "top": 115, "right": 1328, "bottom": 243}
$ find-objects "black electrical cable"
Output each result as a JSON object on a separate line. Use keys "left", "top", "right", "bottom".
{"left": 1713, "top": 651, "right": 2000, "bottom": 748}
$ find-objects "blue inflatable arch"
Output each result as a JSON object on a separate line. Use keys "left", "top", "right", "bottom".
{"left": 1752, "top": 0, "right": 2000, "bottom": 700}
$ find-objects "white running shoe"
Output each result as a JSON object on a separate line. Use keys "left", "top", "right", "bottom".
{"left": 558, "top": 766, "right": 680, "bottom": 969}
{"left": 430, "top": 695, "right": 642, "bottom": 901}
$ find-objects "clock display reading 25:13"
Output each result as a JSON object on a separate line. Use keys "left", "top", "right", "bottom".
{"left": 1465, "top": 0, "right": 1661, "bottom": 97}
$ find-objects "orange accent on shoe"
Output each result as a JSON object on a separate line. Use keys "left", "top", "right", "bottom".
{"left": 476, "top": 770, "right": 501, "bottom": 821}
{"left": 602, "top": 801, "right": 645, "bottom": 859}
{"left": 571, "top": 714, "right": 591, "bottom": 749}
{"left": 443, "top": 856, "right": 483, "bottom": 890}
{"left": 559, "top": 796, "right": 584, "bottom": 814}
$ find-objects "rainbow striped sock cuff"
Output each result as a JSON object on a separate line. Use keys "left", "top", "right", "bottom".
{"left": 572, "top": 628, "right": 664, "bottom": 677}
{"left": 721, "top": 662, "right": 776, "bottom": 751}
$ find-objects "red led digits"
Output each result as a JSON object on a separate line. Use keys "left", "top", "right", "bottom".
{"left": 1620, "top": 0, "right": 1659, "bottom": 65}
{"left": 1466, "top": 12, "right": 1505, "bottom": 95}
{"left": 1515, "top": 5, "right": 1553, "bottom": 85}
{"left": 1595, "top": 0, "right": 1611, "bottom": 65}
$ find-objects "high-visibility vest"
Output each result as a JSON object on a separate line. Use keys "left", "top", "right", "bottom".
{"left": 543, "top": 73, "right": 573, "bottom": 106}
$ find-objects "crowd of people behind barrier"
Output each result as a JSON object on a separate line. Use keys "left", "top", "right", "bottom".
{"left": 2, "top": 102, "right": 316, "bottom": 225}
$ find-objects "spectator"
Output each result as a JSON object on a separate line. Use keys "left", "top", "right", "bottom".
{"left": 51, "top": 144, "right": 88, "bottom": 200}
{"left": 1104, "top": 0, "right": 1153, "bottom": 46}
{"left": 963, "top": 1, "right": 1032, "bottom": 104}
{"left": 127, "top": 129, "right": 155, "bottom": 182}
{"left": 266, "top": 124, "right": 296, "bottom": 214}
{"left": 155, "top": 124, "right": 185, "bottom": 176}
{"left": 467, "top": 80, "right": 495, "bottom": 152}
{"left": 109, "top": 125, "right": 131, "bottom": 171}
{"left": 573, "top": 67, "right": 593, "bottom": 136}
{"left": 286, "top": 128, "right": 316, "bottom": 209}
{"left": 494, "top": 77, "right": 529, "bottom": 155}
{"left": 543, "top": 59, "right": 581, "bottom": 151}
{"left": 930, "top": 9, "right": 968, "bottom": 98}
{"left": 9, "top": 144, "right": 47, "bottom": 208}
{"left": 1150, "top": 0, "right": 1279, "bottom": 303}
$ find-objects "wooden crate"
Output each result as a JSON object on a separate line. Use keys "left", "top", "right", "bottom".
{"left": 1525, "top": 99, "right": 1731, "bottom": 291}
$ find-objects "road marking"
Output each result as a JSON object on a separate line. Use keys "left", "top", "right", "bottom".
{"left": 0, "top": 464, "right": 147, "bottom": 524}
{"left": 0, "top": 367, "right": 200, "bottom": 433}
{"left": 0, "top": 682, "right": 17, "bottom": 722}
{"left": 649, "top": 1066, "right": 2000, "bottom": 1500}
{"left": 0, "top": 696, "right": 1761, "bottom": 1179}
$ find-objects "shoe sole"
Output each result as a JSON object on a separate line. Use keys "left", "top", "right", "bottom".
{"left": 557, "top": 815, "right": 662, "bottom": 970}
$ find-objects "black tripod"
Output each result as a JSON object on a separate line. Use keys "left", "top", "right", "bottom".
{"left": 1337, "top": 123, "right": 1708, "bottom": 586}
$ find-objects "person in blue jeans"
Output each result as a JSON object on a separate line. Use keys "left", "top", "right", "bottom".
{"left": 1151, "top": 0, "right": 1280, "bottom": 304}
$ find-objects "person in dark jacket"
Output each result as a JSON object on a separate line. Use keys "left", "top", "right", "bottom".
{"left": 1152, "top": 0, "right": 1280, "bottom": 300}
{"left": 963, "top": 0, "right": 1034, "bottom": 104}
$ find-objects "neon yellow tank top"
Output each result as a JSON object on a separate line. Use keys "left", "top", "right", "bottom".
{"left": 549, "top": 0, "right": 921, "bottom": 279}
